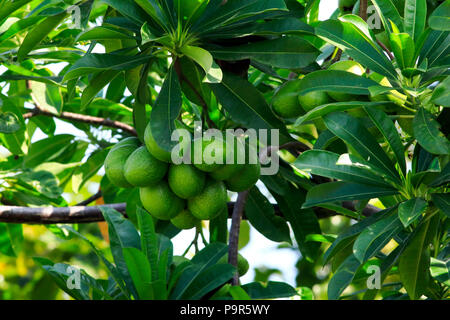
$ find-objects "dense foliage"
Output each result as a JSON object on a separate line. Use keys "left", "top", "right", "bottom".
{"left": 0, "top": 0, "right": 448, "bottom": 300}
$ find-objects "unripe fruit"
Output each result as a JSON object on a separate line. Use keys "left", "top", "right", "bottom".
{"left": 218, "top": 253, "right": 250, "bottom": 277}
{"left": 168, "top": 164, "right": 206, "bottom": 199}
{"left": 171, "top": 209, "right": 200, "bottom": 230}
{"left": 298, "top": 91, "right": 331, "bottom": 112}
{"left": 140, "top": 181, "right": 185, "bottom": 220}
{"left": 144, "top": 123, "right": 172, "bottom": 163}
{"left": 192, "top": 138, "right": 227, "bottom": 173}
{"left": 188, "top": 179, "right": 227, "bottom": 220}
{"left": 210, "top": 163, "right": 243, "bottom": 181}
{"left": 271, "top": 80, "right": 304, "bottom": 119}
{"left": 225, "top": 162, "right": 261, "bottom": 192}
{"left": 327, "top": 61, "right": 365, "bottom": 102}
{"left": 105, "top": 144, "right": 138, "bottom": 188}
{"left": 112, "top": 137, "right": 140, "bottom": 150}
{"left": 124, "top": 146, "right": 168, "bottom": 187}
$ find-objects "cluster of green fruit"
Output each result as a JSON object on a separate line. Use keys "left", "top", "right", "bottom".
{"left": 271, "top": 60, "right": 406, "bottom": 121}
{"left": 104, "top": 124, "right": 261, "bottom": 230}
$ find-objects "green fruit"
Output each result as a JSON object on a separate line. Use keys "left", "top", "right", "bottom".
{"left": 328, "top": 61, "right": 365, "bottom": 102}
{"left": 171, "top": 209, "right": 200, "bottom": 230}
{"left": 210, "top": 163, "right": 243, "bottom": 181}
{"left": 218, "top": 253, "right": 249, "bottom": 277}
{"left": 124, "top": 146, "right": 168, "bottom": 187}
{"left": 192, "top": 138, "right": 227, "bottom": 173}
{"left": 225, "top": 163, "right": 261, "bottom": 192}
{"left": 168, "top": 164, "right": 206, "bottom": 199}
{"left": 111, "top": 137, "right": 140, "bottom": 150}
{"left": 140, "top": 181, "right": 185, "bottom": 220}
{"left": 188, "top": 179, "right": 227, "bottom": 220}
{"left": 105, "top": 144, "right": 138, "bottom": 188}
{"left": 298, "top": 91, "right": 330, "bottom": 112}
{"left": 271, "top": 79, "right": 304, "bottom": 119}
{"left": 144, "top": 123, "right": 172, "bottom": 163}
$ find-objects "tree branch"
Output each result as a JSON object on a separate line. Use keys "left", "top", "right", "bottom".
{"left": 23, "top": 108, "right": 137, "bottom": 136}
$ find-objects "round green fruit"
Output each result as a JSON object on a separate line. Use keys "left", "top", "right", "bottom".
{"left": 328, "top": 61, "right": 365, "bottom": 102}
{"left": 124, "top": 146, "right": 168, "bottom": 187}
{"left": 140, "top": 181, "right": 185, "bottom": 220}
{"left": 168, "top": 164, "right": 206, "bottom": 199}
{"left": 171, "top": 209, "right": 200, "bottom": 230}
{"left": 298, "top": 90, "right": 330, "bottom": 112}
{"left": 271, "top": 79, "right": 304, "bottom": 119}
{"left": 210, "top": 163, "right": 243, "bottom": 181}
{"left": 188, "top": 179, "right": 227, "bottom": 220}
{"left": 105, "top": 144, "right": 138, "bottom": 188}
{"left": 191, "top": 138, "right": 227, "bottom": 173}
{"left": 225, "top": 162, "right": 261, "bottom": 192}
{"left": 218, "top": 253, "right": 249, "bottom": 277}
{"left": 144, "top": 123, "right": 172, "bottom": 163}
{"left": 111, "top": 137, "right": 140, "bottom": 150}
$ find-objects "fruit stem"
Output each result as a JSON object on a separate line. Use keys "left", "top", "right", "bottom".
{"left": 228, "top": 190, "right": 250, "bottom": 286}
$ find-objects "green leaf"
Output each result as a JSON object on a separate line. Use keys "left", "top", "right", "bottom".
{"left": 72, "top": 149, "right": 108, "bottom": 193}
{"left": 24, "top": 134, "right": 74, "bottom": 168}
{"left": 429, "top": 1, "right": 450, "bottom": 31}
{"left": 81, "top": 70, "right": 121, "bottom": 110}
{"left": 122, "top": 247, "right": 153, "bottom": 300}
{"left": 316, "top": 19, "right": 397, "bottom": 78}
{"left": 30, "top": 82, "right": 63, "bottom": 115}
{"left": 209, "top": 207, "right": 228, "bottom": 244}
{"left": 136, "top": 206, "right": 159, "bottom": 281}
{"left": 429, "top": 162, "right": 450, "bottom": 187}
{"left": 324, "top": 112, "right": 400, "bottom": 181}
{"left": 327, "top": 254, "right": 361, "bottom": 300}
{"left": 241, "top": 281, "right": 297, "bottom": 299}
{"left": 76, "top": 26, "right": 135, "bottom": 42}
{"left": 294, "top": 150, "right": 393, "bottom": 188}
{"left": 430, "top": 258, "right": 450, "bottom": 286}
{"left": 102, "top": 0, "right": 151, "bottom": 25}
{"left": 209, "top": 36, "right": 319, "bottom": 69}
{"left": 0, "top": 112, "right": 21, "bottom": 133}
{"left": 229, "top": 286, "right": 251, "bottom": 300}
{"left": 370, "top": 0, "right": 404, "bottom": 34}
{"left": 413, "top": 108, "right": 450, "bottom": 155}
{"left": 150, "top": 63, "right": 182, "bottom": 152}
{"left": 101, "top": 207, "right": 141, "bottom": 299}
{"left": 398, "top": 198, "right": 427, "bottom": 227}
{"left": 431, "top": 193, "right": 450, "bottom": 218}
{"left": 62, "top": 54, "right": 150, "bottom": 82}
{"left": 245, "top": 187, "right": 291, "bottom": 243}
{"left": 209, "top": 72, "right": 291, "bottom": 145}
{"left": 181, "top": 45, "right": 223, "bottom": 83}
{"left": 0, "top": 223, "right": 23, "bottom": 257}
{"left": 390, "top": 32, "right": 415, "bottom": 69}
{"left": 431, "top": 76, "right": 450, "bottom": 107}
{"left": 353, "top": 212, "right": 402, "bottom": 263}
{"left": 363, "top": 106, "right": 406, "bottom": 175}
{"left": 0, "top": 0, "right": 32, "bottom": 22}
{"left": 399, "top": 217, "right": 433, "bottom": 299}
{"left": 0, "top": 16, "right": 44, "bottom": 43}
{"left": 404, "top": 0, "right": 427, "bottom": 41}
{"left": 18, "top": 170, "right": 62, "bottom": 199}
{"left": 17, "top": 11, "right": 68, "bottom": 61}
{"left": 303, "top": 181, "right": 399, "bottom": 208}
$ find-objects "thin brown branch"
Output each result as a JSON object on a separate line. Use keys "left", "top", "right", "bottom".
{"left": 359, "top": 0, "right": 368, "bottom": 21}
{"left": 75, "top": 191, "right": 102, "bottom": 206}
{"left": 377, "top": 39, "right": 395, "bottom": 61}
{"left": 228, "top": 190, "right": 250, "bottom": 286}
{"left": 23, "top": 108, "right": 137, "bottom": 136}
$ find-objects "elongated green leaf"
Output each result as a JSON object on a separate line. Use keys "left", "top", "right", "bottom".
{"left": 150, "top": 64, "right": 182, "bottom": 152}
{"left": 136, "top": 207, "right": 159, "bottom": 281}
{"left": 0, "top": 0, "right": 32, "bottom": 23}
{"left": 181, "top": 264, "right": 235, "bottom": 300}
{"left": 245, "top": 187, "right": 291, "bottom": 243}
{"left": 390, "top": 32, "right": 415, "bottom": 69}
{"left": 76, "top": 26, "right": 135, "bottom": 42}
{"left": 72, "top": 149, "right": 108, "bottom": 193}
{"left": 81, "top": 70, "right": 121, "bottom": 109}
{"left": 209, "top": 36, "right": 319, "bottom": 69}
{"left": 328, "top": 254, "right": 361, "bottom": 300}
{"left": 429, "top": 1, "right": 450, "bottom": 31}
{"left": 0, "top": 112, "right": 21, "bottom": 133}
{"left": 0, "top": 223, "right": 23, "bottom": 257}
{"left": 431, "top": 76, "right": 450, "bottom": 107}
{"left": 399, "top": 218, "right": 433, "bottom": 299}
{"left": 431, "top": 193, "right": 450, "bottom": 218}
{"left": 363, "top": 106, "right": 406, "bottom": 174}
{"left": 0, "top": 16, "right": 44, "bottom": 43}
{"left": 404, "top": 0, "right": 427, "bottom": 41}
{"left": 241, "top": 281, "right": 297, "bottom": 299}
{"left": 63, "top": 54, "right": 150, "bottom": 82}
{"left": 429, "top": 162, "right": 450, "bottom": 187}
{"left": 295, "top": 150, "right": 393, "bottom": 187}
{"left": 324, "top": 112, "right": 400, "bottom": 181}
{"left": 24, "top": 134, "right": 74, "bottom": 168}
{"left": 353, "top": 213, "right": 402, "bottom": 263}
{"left": 122, "top": 247, "right": 153, "bottom": 300}
{"left": 30, "top": 82, "right": 63, "bottom": 115}
{"left": 413, "top": 108, "right": 450, "bottom": 155}
{"left": 181, "top": 45, "right": 222, "bottom": 83}
{"left": 370, "top": 0, "right": 404, "bottom": 34}
{"left": 398, "top": 198, "right": 427, "bottom": 227}
{"left": 316, "top": 19, "right": 397, "bottom": 78}
{"left": 303, "top": 181, "right": 399, "bottom": 208}
{"left": 17, "top": 11, "right": 67, "bottom": 61}
{"left": 102, "top": 0, "right": 150, "bottom": 25}
{"left": 430, "top": 258, "right": 450, "bottom": 286}
{"left": 209, "top": 72, "right": 291, "bottom": 145}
